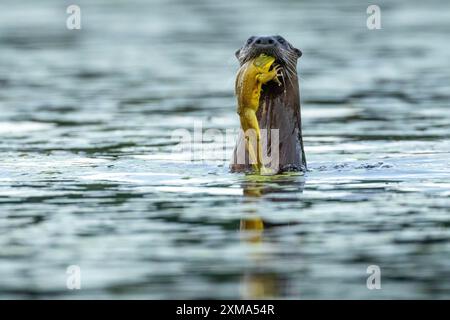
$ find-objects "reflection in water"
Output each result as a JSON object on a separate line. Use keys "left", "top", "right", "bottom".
{"left": 240, "top": 173, "right": 305, "bottom": 299}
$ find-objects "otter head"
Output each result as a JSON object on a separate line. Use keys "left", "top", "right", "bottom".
{"left": 235, "top": 35, "right": 302, "bottom": 90}
{"left": 235, "top": 35, "right": 301, "bottom": 67}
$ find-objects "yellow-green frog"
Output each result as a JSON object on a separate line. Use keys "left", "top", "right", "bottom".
{"left": 235, "top": 53, "right": 282, "bottom": 174}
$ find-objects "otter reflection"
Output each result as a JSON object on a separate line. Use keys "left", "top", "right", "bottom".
{"left": 239, "top": 173, "right": 305, "bottom": 299}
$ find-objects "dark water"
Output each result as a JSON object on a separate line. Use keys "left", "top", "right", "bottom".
{"left": 0, "top": 0, "right": 449, "bottom": 299}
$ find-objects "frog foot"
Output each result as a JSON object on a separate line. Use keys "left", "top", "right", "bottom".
{"left": 259, "top": 166, "right": 276, "bottom": 176}
{"left": 273, "top": 64, "right": 283, "bottom": 86}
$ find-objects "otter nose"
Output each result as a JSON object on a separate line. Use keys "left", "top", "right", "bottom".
{"left": 254, "top": 36, "right": 275, "bottom": 46}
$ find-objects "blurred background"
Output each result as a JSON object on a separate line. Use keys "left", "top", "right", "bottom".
{"left": 0, "top": 0, "right": 449, "bottom": 299}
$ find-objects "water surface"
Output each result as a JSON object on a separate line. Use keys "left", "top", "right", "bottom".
{"left": 0, "top": 0, "right": 449, "bottom": 299}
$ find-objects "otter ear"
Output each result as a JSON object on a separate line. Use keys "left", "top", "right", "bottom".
{"left": 235, "top": 49, "right": 241, "bottom": 59}
{"left": 294, "top": 47, "right": 302, "bottom": 58}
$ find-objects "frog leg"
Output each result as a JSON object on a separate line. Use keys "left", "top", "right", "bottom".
{"left": 240, "top": 109, "right": 263, "bottom": 172}
{"left": 257, "top": 65, "right": 282, "bottom": 86}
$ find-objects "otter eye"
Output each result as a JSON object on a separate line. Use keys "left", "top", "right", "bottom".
{"left": 278, "top": 38, "right": 285, "bottom": 44}
{"left": 246, "top": 38, "right": 253, "bottom": 45}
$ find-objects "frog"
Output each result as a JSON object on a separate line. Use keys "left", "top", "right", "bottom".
{"left": 235, "top": 53, "right": 282, "bottom": 174}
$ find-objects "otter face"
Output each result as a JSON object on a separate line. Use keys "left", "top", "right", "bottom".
{"left": 235, "top": 35, "right": 302, "bottom": 66}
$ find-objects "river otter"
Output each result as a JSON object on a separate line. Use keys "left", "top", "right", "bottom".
{"left": 230, "top": 35, "right": 307, "bottom": 173}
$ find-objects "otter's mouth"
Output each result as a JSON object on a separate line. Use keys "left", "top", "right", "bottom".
{"left": 242, "top": 46, "right": 286, "bottom": 67}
